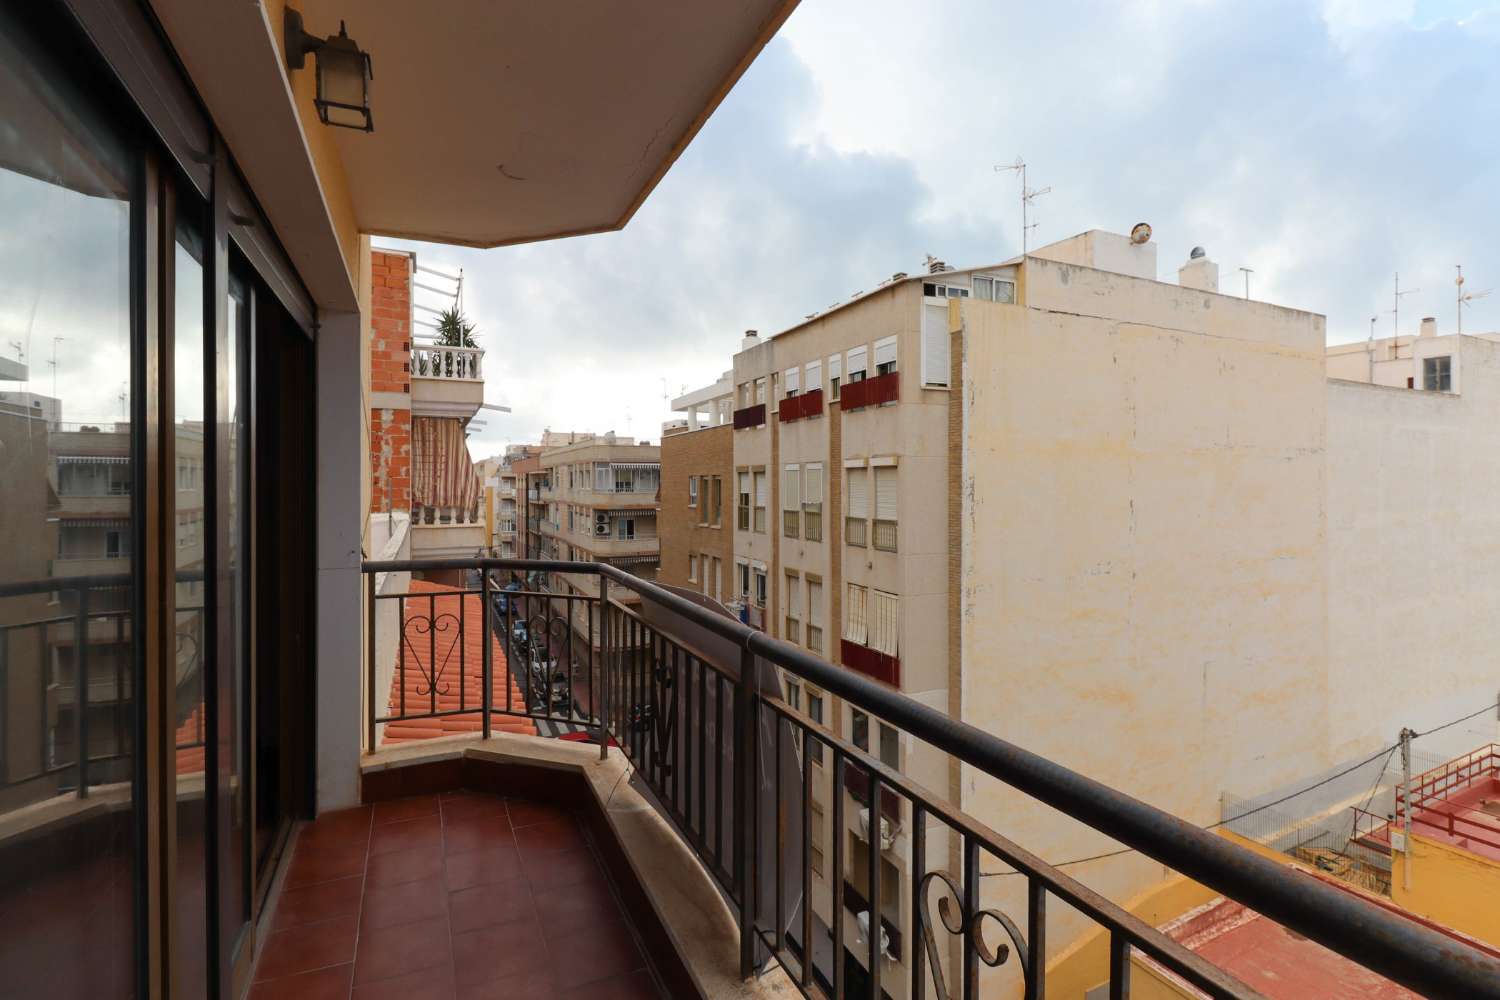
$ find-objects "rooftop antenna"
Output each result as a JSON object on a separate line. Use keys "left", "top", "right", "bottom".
{"left": 1238, "top": 266, "right": 1255, "bottom": 299}
{"left": 1391, "top": 273, "right": 1419, "bottom": 338}
{"left": 994, "top": 157, "right": 1051, "bottom": 255}
{"left": 1456, "top": 265, "right": 1491, "bottom": 336}
{"left": 48, "top": 337, "right": 64, "bottom": 398}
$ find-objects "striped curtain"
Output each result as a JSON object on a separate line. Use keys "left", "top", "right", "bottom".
{"left": 412, "top": 416, "right": 480, "bottom": 511}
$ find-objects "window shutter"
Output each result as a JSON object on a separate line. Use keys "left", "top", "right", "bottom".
{"left": 847, "top": 468, "right": 868, "bottom": 518}
{"left": 755, "top": 470, "right": 768, "bottom": 506}
{"left": 782, "top": 465, "right": 800, "bottom": 509}
{"left": 804, "top": 464, "right": 823, "bottom": 505}
{"left": 845, "top": 584, "right": 868, "bottom": 644}
{"left": 739, "top": 471, "right": 750, "bottom": 498}
{"left": 786, "top": 575, "right": 800, "bottom": 616}
{"left": 828, "top": 354, "right": 842, "bottom": 381}
{"left": 805, "top": 359, "right": 822, "bottom": 390}
{"left": 596, "top": 464, "right": 611, "bottom": 491}
{"left": 847, "top": 345, "right": 868, "bottom": 377}
{"left": 874, "top": 466, "right": 897, "bottom": 520}
{"left": 921, "top": 302, "right": 950, "bottom": 387}
{"left": 808, "top": 580, "right": 823, "bottom": 626}
{"left": 785, "top": 367, "right": 800, "bottom": 394}
{"left": 873, "top": 336, "right": 897, "bottom": 368}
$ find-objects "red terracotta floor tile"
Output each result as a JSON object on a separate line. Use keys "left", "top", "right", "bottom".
{"left": 351, "top": 962, "right": 456, "bottom": 1000}
{"left": 273, "top": 875, "right": 365, "bottom": 931}
{"left": 559, "top": 969, "right": 662, "bottom": 1000}
{"left": 520, "top": 845, "right": 603, "bottom": 889}
{"left": 457, "top": 969, "right": 562, "bottom": 1000}
{"left": 298, "top": 806, "right": 373, "bottom": 851}
{"left": 505, "top": 799, "right": 574, "bottom": 829}
{"left": 442, "top": 813, "right": 515, "bottom": 856}
{"left": 285, "top": 844, "right": 368, "bottom": 889}
{"left": 254, "top": 914, "right": 359, "bottom": 981}
{"left": 447, "top": 879, "right": 537, "bottom": 934}
{"left": 249, "top": 962, "right": 354, "bottom": 1000}
{"left": 444, "top": 845, "right": 524, "bottom": 891}
{"left": 532, "top": 869, "right": 623, "bottom": 936}
{"left": 441, "top": 793, "right": 508, "bottom": 821}
{"left": 549, "top": 916, "right": 646, "bottom": 991}
{"left": 512, "top": 817, "right": 586, "bottom": 856}
{"left": 369, "top": 814, "right": 444, "bottom": 857}
{"left": 374, "top": 794, "right": 442, "bottom": 825}
{"left": 354, "top": 914, "right": 453, "bottom": 986}
{"left": 367, "top": 846, "right": 444, "bottom": 888}
{"left": 361, "top": 875, "right": 449, "bottom": 931}
{"left": 451, "top": 916, "right": 548, "bottom": 986}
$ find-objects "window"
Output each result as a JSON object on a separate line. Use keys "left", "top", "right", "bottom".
{"left": 711, "top": 476, "right": 723, "bottom": 525}
{"left": 802, "top": 463, "right": 823, "bottom": 541}
{"left": 753, "top": 469, "right": 767, "bottom": 533}
{"left": 805, "top": 359, "right": 822, "bottom": 393}
{"left": 738, "top": 561, "right": 751, "bottom": 601}
{"left": 617, "top": 518, "right": 636, "bottom": 540}
{"left": 845, "top": 583, "right": 868, "bottom": 644}
{"left": 921, "top": 300, "right": 950, "bottom": 387}
{"left": 784, "top": 572, "right": 801, "bottom": 643}
{"left": 785, "top": 678, "right": 801, "bottom": 711}
{"left": 738, "top": 382, "right": 753, "bottom": 408}
{"left": 873, "top": 466, "right": 897, "bottom": 552}
{"left": 688, "top": 554, "right": 697, "bottom": 582}
{"left": 829, "top": 354, "right": 842, "bottom": 400}
{"left": 1424, "top": 355, "right": 1452, "bottom": 392}
{"left": 754, "top": 377, "right": 767, "bottom": 405}
{"left": 784, "top": 366, "right": 800, "bottom": 397}
{"left": 873, "top": 336, "right": 897, "bottom": 377}
{"left": 851, "top": 708, "right": 870, "bottom": 751}
{"left": 754, "top": 566, "right": 767, "bottom": 608}
{"left": 969, "top": 275, "right": 1015, "bottom": 303}
{"left": 922, "top": 281, "right": 971, "bottom": 299}
{"left": 811, "top": 802, "right": 826, "bottom": 872}
{"left": 782, "top": 464, "right": 800, "bottom": 537}
{"left": 595, "top": 464, "right": 612, "bottom": 492}
{"left": 870, "top": 590, "right": 899, "bottom": 656}
{"left": 807, "top": 578, "right": 824, "bottom": 654}
{"left": 737, "top": 471, "right": 751, "bottom": 531}
{"left": 973, "top": 275, "right": 992, "bottom": 299}
{"left": 688, "top": 477, "right": 698, "bottom": 507}
{"left": 879, "top": 723, "right": 899, "bottom": 769}
{"left": 847, "top": 345, "right": 868, "bottom": 383}
{"left": 846, "top": 467, "right": 868, "bottom": 547}
{"left": 712, "top": 557, "right": 722, "bottom": 601}
{"left": 106, "top": 530, "right": 122, "bottom": 559}
{"left": 808, "top": 692, "right": 826, "bottom": 764}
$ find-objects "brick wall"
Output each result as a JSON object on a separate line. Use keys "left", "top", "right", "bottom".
{"left": 369, "top": 250, "right": 412, "bottom": 513}
{"left": 658, "top": 426, "right": 735, "bottom": 596}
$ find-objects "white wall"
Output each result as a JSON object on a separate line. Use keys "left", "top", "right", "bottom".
{"left": 1327, "top": 335, "right": 1500, "bottom": 762}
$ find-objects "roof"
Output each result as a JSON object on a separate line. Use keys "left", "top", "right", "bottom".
{"left": 381, "top": 580, "right": 536, "bottom": 743}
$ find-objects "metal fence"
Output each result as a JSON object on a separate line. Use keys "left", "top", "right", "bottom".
{"left": 361, "top": 557, "right": 1500, "bottom": 1000}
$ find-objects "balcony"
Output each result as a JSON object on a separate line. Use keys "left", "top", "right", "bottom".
{"left": 410, "top": 345, "right": 485, "bottom": 420}
{"left": 327, "top": 556, "right": 1500, "bottom": 1000}
{"left": 733, "top": 403, "right": 767, "bottom": 430}
{"left": 778, "top": 388, "right": 825, "bottom": 423}
{"left": 839, "top": 371, "right": 899, "bottom": 411}
{"left": 410, "top": 504, "right": 486, "bottom": 557}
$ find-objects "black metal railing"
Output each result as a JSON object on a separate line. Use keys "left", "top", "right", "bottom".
{"left": 360, "top": 557, "right": 1500, "bottom": 1000}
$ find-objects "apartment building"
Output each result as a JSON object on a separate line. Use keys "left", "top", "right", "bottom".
{"left": 367, "top": 249, "right": 486, "bottom": 570}
{"left": 658, "top": 372, "right": 735, "bottom": 601}
{"left": 480, "top": 443, "right": 534, "bottom": 557}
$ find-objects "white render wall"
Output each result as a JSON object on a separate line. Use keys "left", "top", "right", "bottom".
{"left": 1326, "top": 336, "right": 1500, "bottom": 762}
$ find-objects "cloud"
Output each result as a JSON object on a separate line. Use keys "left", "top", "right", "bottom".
{"left": 382, "top": 0, "right": 1500, "bottom": 459}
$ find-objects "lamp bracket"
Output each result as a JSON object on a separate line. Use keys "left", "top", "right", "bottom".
{"left": 283, "top": 9, "right": 322, "bottom": 71}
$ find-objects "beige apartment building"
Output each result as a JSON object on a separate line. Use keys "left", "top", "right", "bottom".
{"left": 659, "top": 372, "right": 735, "bottom": 600}
{"left": 669, "top": 228, "right": 1500, "bottom": 995}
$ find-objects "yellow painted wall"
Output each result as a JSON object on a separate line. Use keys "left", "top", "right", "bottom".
{"left": 1393, "top": 833, "right": 1500, "bottom": 948}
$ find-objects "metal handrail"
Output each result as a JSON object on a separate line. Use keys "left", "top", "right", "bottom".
{"left": 360, "top": 556, "right": 1500, "bottom": 999}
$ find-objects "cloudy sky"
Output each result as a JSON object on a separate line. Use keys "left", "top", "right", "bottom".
{"left": 374, "top": 0, "right": 1500, "bottom": 461}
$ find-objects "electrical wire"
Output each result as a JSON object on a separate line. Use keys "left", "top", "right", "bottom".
{"left": 981, "top": 694, "right": 1499, "bottom": 877}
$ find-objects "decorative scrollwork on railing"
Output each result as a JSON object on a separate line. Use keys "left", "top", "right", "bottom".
{"left": 625, "top": 644, "right": 677, "bottom": 776}
{"left": 520, "top": 612, "right": 574, "bottom": 713}
{"left": 918, "top": 870, "right": 1030, "bottom": 1000}
{"left": 402, "top": 612, "right": 461, "bottom": 697}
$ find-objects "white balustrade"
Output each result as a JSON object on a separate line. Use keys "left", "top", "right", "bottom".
{"left": 411, "top": 344, "right": 483, "bottom": 381}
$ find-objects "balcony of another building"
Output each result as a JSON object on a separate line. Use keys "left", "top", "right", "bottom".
{"left": 410, "top": 344, "right": 485, "bottom": 422}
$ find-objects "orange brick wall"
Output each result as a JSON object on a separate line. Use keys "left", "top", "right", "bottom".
{"left": 370, "top": 250, "right": 412, "bottom": 514}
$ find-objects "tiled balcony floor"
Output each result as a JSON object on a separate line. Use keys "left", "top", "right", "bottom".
{"left": 252, "top": 791, "right": 664, "bottom": 999}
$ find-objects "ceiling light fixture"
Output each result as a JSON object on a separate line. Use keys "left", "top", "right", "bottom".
{"left": 284, "top": 10, "right": 374, "bottom": 132}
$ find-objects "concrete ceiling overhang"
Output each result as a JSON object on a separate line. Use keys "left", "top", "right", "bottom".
{"left": 302, "top": 0, "right": 798, "bottom": 248}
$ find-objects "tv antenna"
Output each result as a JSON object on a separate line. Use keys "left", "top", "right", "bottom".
{"left": 994, "top": 157, "right": 1051, "bottom": 255}
{"left": 1456, "top": 265, "right": 1491, "bottom": 335}
{"left": 48, "top": 337, "right": 64, "bottom": 398}
{"left": 1238, "top": 267, "right": 1254, "bottom": 300}
{"left": 1390, "top": 273, "right": 1419, "bottom": 338}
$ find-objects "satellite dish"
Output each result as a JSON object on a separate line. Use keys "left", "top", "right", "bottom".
{"left": 1130, "top": 222, "right": 1152, "bottom": 245}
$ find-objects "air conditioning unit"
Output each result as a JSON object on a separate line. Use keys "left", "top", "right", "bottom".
{"left": 594, "top": 512, "right": 609, "bottom": 525}
{"left": 595, "top": 523, "right": 610, "bottom": 537}
{"left": 855, "top": 911, "right": 894, "bottom": 963}
{"left": 859, "top": 807, "right": 899, "bottom": 851}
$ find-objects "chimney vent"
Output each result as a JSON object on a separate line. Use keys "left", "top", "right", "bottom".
{"left": 1420, "top": 317, "right": 1437, "bottom": 338}
{"left": 740, "top": 329, "right": 761, "bottom": 351}
{"left": 925, "top": 255, "right": 951, "bottom": 275}
{"left": 1178, "top": 247, "right": 1219, "bottom": 293}
{"left": 891, "top": 272, "right": 908, "bottom": 282}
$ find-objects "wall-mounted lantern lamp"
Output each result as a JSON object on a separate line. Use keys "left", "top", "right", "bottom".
{"left": 284, "top": 9, "right": 374, "bottom": 132}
